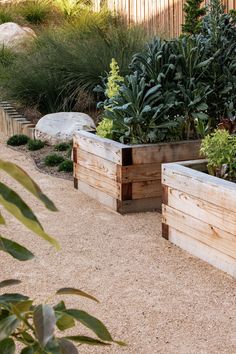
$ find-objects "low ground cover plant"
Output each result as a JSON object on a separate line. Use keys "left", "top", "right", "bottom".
{"left": 44, "top": 154, "right": 65, "bottom": 166}
{"left": 7, "top": 134, "right": 29, "bottom": 146}
{"left": 200, "top": 129, "right": 236, "bottom": 180}
{"left": 27, "top": 139, "right": 45, "bottom": 151}
{"left": 58, "top": 159, "right": 73, "bottom": 172}
{"left": 0, "top": 159, "right": 124, "bottom": 352}
{"left": 54, "top": 142, "right": 71, "bottom": 151}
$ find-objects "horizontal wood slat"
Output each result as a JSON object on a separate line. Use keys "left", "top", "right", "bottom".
{"left": 162, "top": 163, "right": 236, "bottom": 213}
{"left": 163, "top": 205, "right": 236, "bottom": 259}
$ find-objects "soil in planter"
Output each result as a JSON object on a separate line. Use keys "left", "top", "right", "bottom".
{"left": 11, "top": 144, "right": 73, "bottom": 181}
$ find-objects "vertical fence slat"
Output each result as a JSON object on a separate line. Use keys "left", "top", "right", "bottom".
{"left": 98, "top": 0, "right": 236, "bottom": 37}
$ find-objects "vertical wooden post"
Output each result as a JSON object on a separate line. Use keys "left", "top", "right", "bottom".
{"left": 162, "top": 185, "right": 169, "bottom": 240}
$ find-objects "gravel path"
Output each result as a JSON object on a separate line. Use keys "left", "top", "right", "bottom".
{"left": 1, "top": 133, "right": 236, "bottom": 354}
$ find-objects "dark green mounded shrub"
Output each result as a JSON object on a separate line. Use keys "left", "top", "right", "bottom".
{"left": 182, "top": 0, "right": 206, "bottom": 35}
{"left": 44, "top": 153, "right": 64, "bottom": 166}
{"left": 58, "top": 159, "right": 73, "bottom": 172}
{"left": 7, "top": 134, "right": 29, "bottom": 146}
{"left": 3, "top": 22, "right": 146, "bottom": 115}
{"left": 54, "top": 142, "right": 71, "bottom": 151}
{"left": 27, "top": 139, "right": 45, "bottom": 151}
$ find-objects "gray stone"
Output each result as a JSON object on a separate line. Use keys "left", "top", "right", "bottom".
{"left": 35, "top": 112, "right": 96, "bottom": 145}
{"left": 0, "top": 22, "right": 36, "bottom": 52}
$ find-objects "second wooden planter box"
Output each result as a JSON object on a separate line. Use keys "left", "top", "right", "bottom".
{"left": 73, "top": 131, "right": 201, "bottom": 213}
{"left": 162, "top": 160, "right": 236, "bottom": 277}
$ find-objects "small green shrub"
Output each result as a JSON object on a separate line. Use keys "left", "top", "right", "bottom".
{"left": 44, "top": 153, "right": 64, "bottom": 166}
{"left": 20, "top": 0, "right": 50, "bottom": 24}
{"left": 7, "top": 134, "right": 29, "bottom": 146}
{"left": 182, "top": 0, "right": 206, "bottom": 35}
{"left": 200, "top": 129, "right": 236, "bottom": 180}
{"left": 54, "top": 142, "right": 71, "bottom": 151}
{"left": 96, "top": 118, "right": 113, "bottom": 139}
{"left": 58, "top": 159, "right": 73, "bottom": 172}
{"left": 27, "top": 139, "right": 45, "bottom": 151}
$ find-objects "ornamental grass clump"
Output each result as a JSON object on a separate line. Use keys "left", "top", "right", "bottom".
{"left": 27, "top": 139, "right": 45, "bottom": 151}
{"left": 200, "top": 129, "right": 236, "bottom": 180}
{"left": 7, "top": 134, "right": 29, "bottom": 146}
{"left": 44, "top": 153, "right": 65, "bottom": 166}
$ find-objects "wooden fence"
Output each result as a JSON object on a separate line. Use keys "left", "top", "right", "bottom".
{"left": 94, "top": 0, "right": 236, "bottom": 37}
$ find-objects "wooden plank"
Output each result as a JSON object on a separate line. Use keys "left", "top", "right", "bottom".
{"left": 162, "top": 163, "right": 236, "bottom": 213}
{"left": 132, "top": 180, "right": 162, "bottom": 199}
{"left": 77, "top": 180, "right": 118, "bottom": 211}
{"left": 132, "top": 140, "right": 201, "bottom": 164}
{"left": 121, "top": 163, "right": 161, "bottom": 183}
{"left": 74, "top": 131, "right": 126, "bottom": 165}
{"left": 167, "top": 188, "right": 236, "bottom": 236}
{"left": 75, "top": 149, "right": 119, "bottom": 182}
{"left": 74, "top": 164, "right": 121, "bottom": 199}
{"left": 163, "top": 205, "right": 236, "bottom": 259}
{"left": 168, "top": 227, "right": 236, "bottom": 278}
{"left": 118, "top": 197, "right": 161, "bottom": 213}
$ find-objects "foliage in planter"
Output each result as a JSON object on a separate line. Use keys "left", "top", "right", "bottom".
{"left": 27, "top": 139, "right": 45, "bottom": 151}
{"left": 200, "top": 129, "right": 236, "bottom": 180}
{"left": 99, "top": 36, "right": 212, "bottom": 144}
{"left": 182, "top": 0, "right": 206, "bottom": 35}
{"left": 44, "top": 154, "right": 65, "bottom": 166}
{"left": 7, "top": 135, "right": 29, "bottom": 147}
{"left": 58, "top": 159, "right": 73, "bottom": 172}
{"left": 2, "top": 22, "right": 146, "bottom": 115}
{"left": 0, "top": 159, "right": 124, "bottom": 353}
{"left": 97, "top": 0, "right": 236, "bottom": 145}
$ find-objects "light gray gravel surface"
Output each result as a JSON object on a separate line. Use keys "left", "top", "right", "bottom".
{"left": 1, "top": 133, "right": 236, "bottom": 354}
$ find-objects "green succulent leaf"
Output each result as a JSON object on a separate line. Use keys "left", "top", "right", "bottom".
{"left": 66, "top": 335, "right": 112, "bottom": 346}
{"left": 33, "top": 305, "right": 56, "bottom": 348}
{"left": 0, "top": 315, "right": 19, "bottom": 341}
{"left": 58, "top": 338, "right": 78, "bottom": 354}
{"left": 0, "top": 279, "right": 21, "bottom": 289}
{"left": 55, "top": 312, "right": 75, "bottom": 331}
{"left": 0, "top": 182, "right": 59, "bottom": 250}
{"left": 0, "top": 293, "right": 29, "bottom": 305}
{"left": 0, "top": 213, "right": 5, "bottom": 225}
{"left": 0, "top": 338, "right": 16, "bottom": 354}
{"left": 56, "top": 288, "right": 99, "bottom": 303}
{"left": 0, "top": 160, "right": 57, "bottom": 212}
{"left": 64, "top": 309, "right": 113, "bottom": 342}
{"left": 0, "top": 236, "right": 34, "bottom": 261}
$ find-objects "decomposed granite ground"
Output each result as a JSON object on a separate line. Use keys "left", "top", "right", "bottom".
{"left": 1, "top": 132, "right": 236, "bottom": 354}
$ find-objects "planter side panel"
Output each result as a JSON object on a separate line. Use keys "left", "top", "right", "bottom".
{"left": 73, "top": 132, "right": 201, "bottom": 213}
{"left": 162, "top": 163, "right": 236, "bottom": 277}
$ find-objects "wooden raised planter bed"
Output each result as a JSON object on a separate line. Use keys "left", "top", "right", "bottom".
{"left": 162, "top": 160, "right": 236, "bottom": 277}
{"left": 73, "top": 131, "right": 201, "bottom": 214}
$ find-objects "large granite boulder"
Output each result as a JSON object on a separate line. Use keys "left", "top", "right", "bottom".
{"left": 0, "top": 22, "right": 36, "bottom": 52}
{"left": 35, "top": 112, "right": 96, "bottom": 144}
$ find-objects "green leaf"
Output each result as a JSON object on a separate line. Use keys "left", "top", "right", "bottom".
{"left": 66, "top": 335, "right": 111, "bottom": 346}
{"left": 33, "top": 305, "right": 56, "bottom": 348}
{"left": 0, "top": 294, "right": 29, "bottom": 305}
{"left": 55, "top": 312, "right": 75, "bottom": 331}
{"left": 0, "top": 183, "right": 59, "bottom": 250}
{"left": 0, "top": 236, "right": 34, "bottom": 261}
{"left": 21, "top": 347, "right": 34, "bottom": 354}
{"left": 58, "top": 339, "right": 78, "bottom": 354}
{"left": 0, "top": 160, "right": 57, "bottom": 212}
{"left": 64, "top": 309, "right": 113, "bottom": 342}
{"left": 0, "top": 315, "right": 19, "bottom": 341}
{"left": 0, "top": 338, "right": 16, "bottom": 354}
{"left": 0, "top": 213, "right": 5, "bottom": 225}
{"left": 56, "top": 288, "right": 99, "bottom": 303}
{"left": 12, "top": 300, "right": 33, "bottom": 314}
{"left": 0, "top": 280, "right": 21, "bottom": 289}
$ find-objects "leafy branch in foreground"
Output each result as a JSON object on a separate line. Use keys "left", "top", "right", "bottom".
{"left": 0, "top": 159, "right": 124, "bottom": 353}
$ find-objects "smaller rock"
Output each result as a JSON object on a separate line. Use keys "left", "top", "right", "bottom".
{"left": 35, "top": 112, "right": 96, "bottom": 145}
{"left": 0, "top": 22, "right": 36, "bottom": 52}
